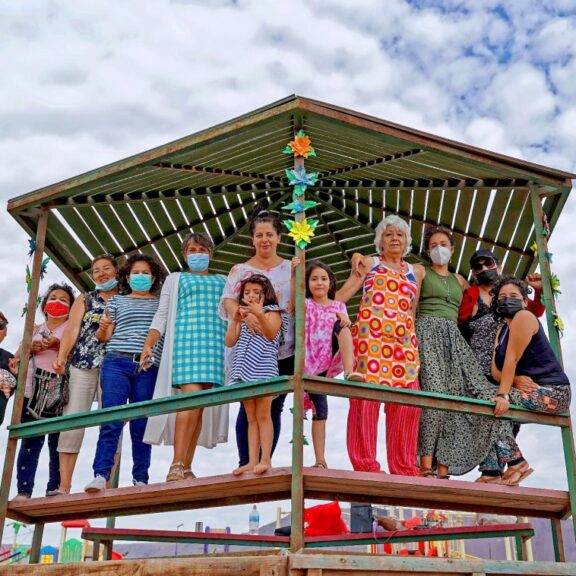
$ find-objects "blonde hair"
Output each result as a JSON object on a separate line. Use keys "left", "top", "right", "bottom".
{"left": 374, "top": 215, "right": 412, "bottom": 257}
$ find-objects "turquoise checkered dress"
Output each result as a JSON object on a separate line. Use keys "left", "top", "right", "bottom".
{"left": 172, "top": 273, "right": 227, "bottom": 387}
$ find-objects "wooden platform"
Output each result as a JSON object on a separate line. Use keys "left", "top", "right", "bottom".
{"left": 7, "top": 467, "right": 570, "bottom": 524}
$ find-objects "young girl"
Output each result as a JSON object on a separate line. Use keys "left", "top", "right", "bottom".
{"left": 226, "top": 274, "right": 287, "bottom": 476}
{"left": 292, "top": 259, "right": 363, "bottom": 469}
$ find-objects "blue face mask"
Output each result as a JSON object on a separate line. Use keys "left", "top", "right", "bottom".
{"left": 129, "top": 273, "right": 153, "bottom": 292}
{"left": 187, "top": 253, "right": 210, "bottom": 272}
{"left": 95, "top": 277, "right": 118, "bottom": 291}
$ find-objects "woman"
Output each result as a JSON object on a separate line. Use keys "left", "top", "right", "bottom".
{"left": 13, "top": 283, "right": 75, "bottom": 500}
{"left": 142, "top": 232, "right": 228, "bottom": 481}
{"left": 220, "top": 205, "right": 294, "bottom": 469}
{"left": 414, "top": 225, "right": 520, "bottom": 480}
{"left": 0, "top": 312, "right": 16, "bottom": 427}
{"left": 478, "top": 277, "right": 570, "bottom": 484}
{"left": 52, "top": 254, "right": 119, "bottom": 495}
{"left": 458, "top": 248, "right": 544, "bottom": 377}
{"left": 84, "top": 254, "right": 166, "bottom": 493}
{"left": 338, "top": 215, "right": 421, "bottom": 476}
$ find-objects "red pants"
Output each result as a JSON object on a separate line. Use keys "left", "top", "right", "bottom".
{"left": 346, "top": 382, "right": 420, "bottom": 476}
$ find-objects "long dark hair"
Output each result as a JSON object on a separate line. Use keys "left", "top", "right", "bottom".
{"left": 118, "top": 254, "right": 166, "bottom": 294}
{"left": 41, "top": 283, "right": 76, "bottom": 316}
{"left": 490, "top": 275, "right": 530, "bottom": 319}
{"left": 306, "top": 260, "right": 337, "bottom": 300}
{"left": 238, "top": 274, "right": 278, "bottom": 307}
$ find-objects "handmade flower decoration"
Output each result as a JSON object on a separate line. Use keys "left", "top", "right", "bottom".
{"left": 282, "top": 199, "right": 318, "bottom": 214}
{"left": 283, "top": 130, "right": 316, "bottom": 158}
{"left": 28, "top": 238, "right": 36, "bottom": 257}
{"left": 530, "top": 241, "right": 538, "bottom": 256}
{"left": 551, "top": 274, "right": 562, "bottom": 297}
{"left": 285, "top": 166, "right": 319, "bottom": 196}
{"left": 554, "top": 314, "right": 565, "bottom": 336}
{"left": 289, "top": 435, "right": 310, "bottom": 446}
{"left": 284, "top": 218, "right": 319, "bottom": 249}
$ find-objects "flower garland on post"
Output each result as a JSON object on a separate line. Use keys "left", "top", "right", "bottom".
{"left": 22, "top": 238, "right": 50, "bottom": 316}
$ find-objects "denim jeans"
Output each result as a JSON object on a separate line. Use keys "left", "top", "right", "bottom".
{"left": 16, "top": 398, "right": 60, "bottom": 496}
{"left": 92, "top": 353, "right": 158, "bottom": 483}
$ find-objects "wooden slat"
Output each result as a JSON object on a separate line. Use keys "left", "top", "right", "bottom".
{"left": 303, "top": 468, "right": 570, "bottom": 519}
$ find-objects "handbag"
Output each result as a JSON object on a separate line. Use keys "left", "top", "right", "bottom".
{"left": 26, "top": 365, "right": 69, "bottom": 419}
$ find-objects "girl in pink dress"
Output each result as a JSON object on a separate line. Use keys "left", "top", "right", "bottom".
{"left": 292, "top": 259, "right": 363, "bottom": 468}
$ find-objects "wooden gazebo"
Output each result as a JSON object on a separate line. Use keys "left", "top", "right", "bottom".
{"left": 2, "top": 95, "right": 575, "bottom": 575}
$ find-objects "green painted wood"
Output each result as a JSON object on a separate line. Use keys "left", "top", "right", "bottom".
{"left": 29, "top": 523, "right": 44, "bottom": 564}
{"left": 515, "top": 535, "right": 524, "bottom": 561}
{"left": 551, "top": 518, "right": 566, "bottom": 562}
{"left": 561, "top": 426, "right": 576, "bottom": 550}
{"left": 8, "top": 378, "right": 293, "bottom": 439}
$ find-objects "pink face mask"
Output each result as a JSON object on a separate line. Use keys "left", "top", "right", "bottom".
{"left": 44, "top": 301, "right": 70, "bottom": 318}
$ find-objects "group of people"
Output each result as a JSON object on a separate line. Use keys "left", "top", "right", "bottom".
{"left": 1, "top": 205, "right": 570, "bottom": 501}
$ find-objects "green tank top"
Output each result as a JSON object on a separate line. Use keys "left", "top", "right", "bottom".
{"left": 418, "top": 268, "right": 463, "bottom": 322}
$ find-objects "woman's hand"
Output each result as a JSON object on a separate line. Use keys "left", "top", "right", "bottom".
{"left": 351, "top": 253, "right": 368, "bottom": 278}
{"left": 525, "top": 273, "right": 542, "bottom": 291}
{"left": 52, "top": 357, "right": 66, "bottom": 374}
{"left": 513, "top": 375, "right": 539, "bottom": 393}
{"left": 1, "top": 384, "right": 11, "bottom": 399}
{"left": 291, "top": 257, "right": 301, "bottom": 272}
{"left": 492, "top": 395, "right": 510, "bottom": 417}
{"left": 336, "top": 312, "right": 351, "bottom": 329}
{"left": 31, "top": 340, "right": 45, "bottom": 354}
{"left": 243, "top": 313, "right": 263, "bottom": 334}
{"left": 8, "top": 357, "right": 19, "bottom": 375}
{"left": 139, "top": 347, "right": 154, "bottom": 371}
{"left": 43, "top": 336, "right": 60, "bottom": 351}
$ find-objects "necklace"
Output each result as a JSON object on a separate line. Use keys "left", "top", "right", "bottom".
{"left": 432, "top": 268, "right": 451, "bottom": 303}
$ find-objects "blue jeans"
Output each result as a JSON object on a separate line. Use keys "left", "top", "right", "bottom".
{"left": 92, "top": 353, "right": 158, "bottom": 483}
{"left": 16, "top": 398, "right": 60, "bottom": 496}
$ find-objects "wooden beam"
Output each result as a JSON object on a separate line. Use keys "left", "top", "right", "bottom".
{"left": 153, "top": 161, "right": 283, "bottom": 183}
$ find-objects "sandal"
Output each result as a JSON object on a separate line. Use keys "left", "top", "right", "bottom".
{"left": 344, "top": 372, "right": 365, "bottom": 382}
{"left": 502, "top": 462, "right": 533, "bottom": 486}
{"left": 166, "top": 462, "right": 185, "bottom": 482}
{"left": 420, "top": 468, "right": 437, "bottom": 478}
{"left": 312, "top": 461, "right": 328, "bottom": 469}
{"left": 475, "top": 475, "right": 504, "bottom": 484}
{"left": 184, "top": 469, "right": 196, "bottom": 480}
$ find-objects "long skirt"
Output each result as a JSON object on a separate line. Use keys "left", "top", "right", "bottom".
{"left": 416, "top": 315, "right": 517, "bottom": 476}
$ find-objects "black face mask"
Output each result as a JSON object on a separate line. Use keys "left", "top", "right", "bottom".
{"left": 496, "top": 297, "right": 524, "bottom": 318}
{"left": 476, "top": 268, "right": 499, "bottom": 286}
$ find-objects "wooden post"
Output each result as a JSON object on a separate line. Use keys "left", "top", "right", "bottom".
{"left": 551, "top": 518, "right": 566, "bottom": 562}
{"left": 104, "top": 448, "right": 122, "bottom": 560}
{"left": 29, "top": 522, "right": 45, "bottom": 564}
{"left": 0, "top": 208, "right": 49, "bottom": 544}
{"left": 290, "top": 145, "right": 306, "bottom": 552}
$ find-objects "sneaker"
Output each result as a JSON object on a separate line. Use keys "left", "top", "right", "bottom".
{"left": 45, "top": 489, "right": 66, "bottom": 497}
{"left": 84, "top": 475, "right": 107, "bottom": 493}
{"left": 344, "top": 372, "right": 365, "bottom": 382}
{"left": 12, "top": 493, "right": 31, "bottom": 502}
{"left": 133, "top": 480, "right": 147, "bottom": 487}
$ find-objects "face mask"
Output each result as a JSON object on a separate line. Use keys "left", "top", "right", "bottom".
{"left": 44, "top": 301, "right": 70, "bottom": 318}
{"left": 187, "top": 253, "right": 209, "bottom": 272}
{"left": 129, "top": 273, "right": 153, "bottom": 292}
{"left": 429, "top": 246, "right": 452, "bottom": 266}
{"left": 496, "top": 297, "right": 524, "bottom": 318}
{"left": 95, "top": 277, "right": 118, "bottom": 291}
{"left": 475, "top": 268, "right": 499, "bottom": 286}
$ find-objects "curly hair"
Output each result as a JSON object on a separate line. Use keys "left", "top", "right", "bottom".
{"left": 306, "top": 260, "right": 337, "bottom": 300}
{"left": 423, "top": 224, "right": 455, "bottom": 259}
{"left": 374, "top": 215, "right": 412, "bottom": 257}
{"left": 40, "top": 283, "right": 76, "bottom": 316}
{"left": 238, "top": 274, "right": 279, "bottom": 307}
{"left": 489, "top": 275, "right": 530, "bottom": 319}
{"left": 118, "top": 253, "right": 166, "bottom": 294}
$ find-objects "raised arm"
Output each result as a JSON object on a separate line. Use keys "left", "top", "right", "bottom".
{"left": 335, "top": 255, "right": 372, "bottom": 303}
{"left": 53, "top": 295, "right": 86, "bottom": 373}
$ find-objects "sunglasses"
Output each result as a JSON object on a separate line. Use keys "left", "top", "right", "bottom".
{"left": 472, "top": 259, "right": 496, "bottom": 273}
{"left": 0, "top": 322, "right": 7, "bottom": 330}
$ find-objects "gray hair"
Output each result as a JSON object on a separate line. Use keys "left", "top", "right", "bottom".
{"left": 181, "top": 232, "right": 215, "bottom": 257}
{"left": 373, "top": 215, "right": 412, "bottom": 257}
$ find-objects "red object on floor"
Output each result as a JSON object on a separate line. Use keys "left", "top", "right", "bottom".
{"left": 111, "top": 550, "right": 123, "bottom": 560}
{"left": 304, "top": 501, "right": 349, "bottom": 537}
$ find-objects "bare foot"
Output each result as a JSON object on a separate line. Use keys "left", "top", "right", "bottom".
{"left": 253, "top": 461, "right": 272, "bottom": 475}
{"left": 233, "top": 464, "right": 254, "bottom": 476}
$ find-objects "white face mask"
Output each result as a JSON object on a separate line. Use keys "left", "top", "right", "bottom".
{"left": 430, "top": 246, "right": 452, "bottom": 265}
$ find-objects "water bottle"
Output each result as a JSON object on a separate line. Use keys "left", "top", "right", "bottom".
{"left": 249, "top": 504, "right": 260, "bottom": 534}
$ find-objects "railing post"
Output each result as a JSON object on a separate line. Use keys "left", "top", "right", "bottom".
{"left": 551, "top": 518, "right": 566, "bottom": 562}
{"left": 29, "top": 522, "right": 45, "bottom": 564}
{"left": 290, "top": 139, "right": 306, "bottom": 553}
{"left": 0, "top": 207, "right": 49, "bottom": 544}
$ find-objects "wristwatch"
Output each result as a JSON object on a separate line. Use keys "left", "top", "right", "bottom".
{"left": 496, "top": 393, "right": 510, "bottom": 401}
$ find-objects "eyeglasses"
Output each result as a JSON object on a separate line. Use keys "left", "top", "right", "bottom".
{"left": 472, "top": 259, "right": 496, "bottom": 273}
{"left": 0, "top": 322, "right": 6, "bottom": 330}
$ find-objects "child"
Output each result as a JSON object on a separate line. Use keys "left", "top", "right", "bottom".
{"left": 292, "top": 258, "right": 363, "bottom": 469}
{"left": 226, "top": 274, "right": 287, "bottom": 476}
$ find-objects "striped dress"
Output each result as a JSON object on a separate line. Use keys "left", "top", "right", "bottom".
{"left": 229, "top": 305, "right": 287, "bottom": 385}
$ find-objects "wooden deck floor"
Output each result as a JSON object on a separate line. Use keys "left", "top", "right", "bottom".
{"left": 6, "top": 467, "right": 570, "bottom": 524}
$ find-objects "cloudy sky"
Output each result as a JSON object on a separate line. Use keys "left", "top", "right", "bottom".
{"left": 1, "top": 0, "right": 576, "bottom": 550}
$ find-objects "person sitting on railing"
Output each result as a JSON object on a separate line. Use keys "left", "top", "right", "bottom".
{"left": 339, "top": 214, "right": 421, "bottom": 476}
{"left": 0, "top": 312, "right": 17, "bottom": 427}
{"left": 226, "top": 274, "right": 287, "bottom": 476}
{"left": 290, "top": 258, "right": 364, "bottom": 469}
{"left": 12, "top": 283, "right": 76, "bottom": 501}
{"left": 458, "top": 248, "right": 544, "bottom": 378}
{"left": 476, "top": 276, "right": 570, "bottom": 485}
{"left": 413, "top": 225, "right": 519, "bottom": 480}
{"left": 141, "top": 232, "right": 228, "bottom": 482}
{"left": 84, "top": 254, "right": 166, "bottom": 493}
{"left": 219, "top": 205, "right": 294, "bottom": 471}
{"left": 52, "top": 254, "right": 120, "bottom": 496}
